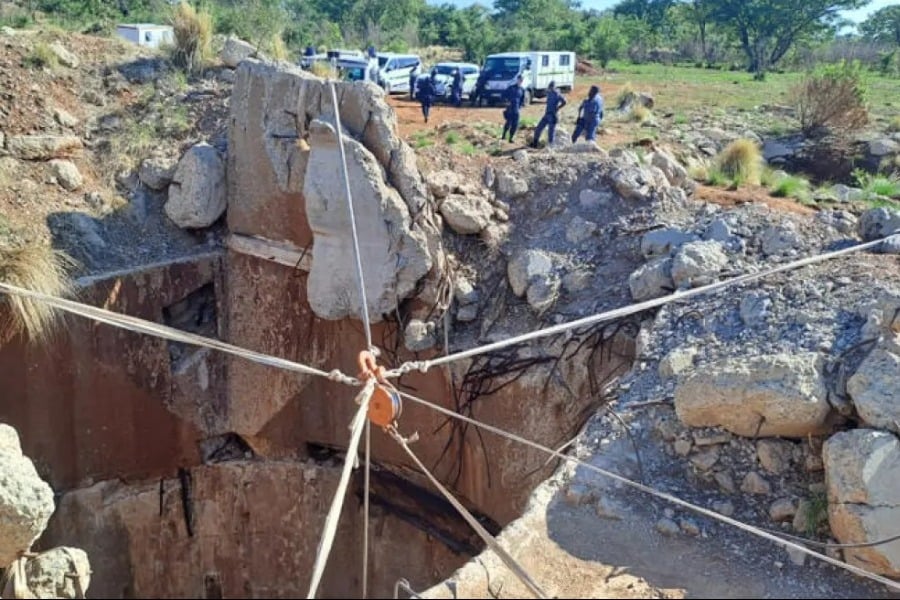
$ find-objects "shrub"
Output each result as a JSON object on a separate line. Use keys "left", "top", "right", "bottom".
{"left": 270, "top": 34, "right": 289, "bottom": 62}
{"left": 631, "top": 104, "right": 652, "bottom": 124}
{"left": 794, "top": 61, "right": 868, "bottom": 137}
{"left": 771, "top": 174, "right": 811, "bottom": 202}
{"left": 169, "top": 2, "right": 212, "bottom": 74}
{"left": 309, "top": 61, "right": 332, "bottom": 79}
{"left": 616, "top": 82, "right": 635, "bottom": 110}
{"left": 706, "top": 168, "right": 730, "bottom": 187}
{"left": 444, "top": 131, "right": 460, "bottom": 145}
{"left": 23, "top": 42, "right": 57, "bottom": 70}
{"left": 888, "top": 116, "right": 900, "bottom": 133}
{"left": 713, "top": 139, "right": 762, "bottom": 186}
{"left": 0, "top": 241, "right": 74, "bottom": 345}
{"left": 866, "top": 175, "right": 900, "bottom": 199}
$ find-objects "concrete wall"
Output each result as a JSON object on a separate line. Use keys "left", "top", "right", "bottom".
{"left": 0, "top": 253, "right": 225, "bottom": 490}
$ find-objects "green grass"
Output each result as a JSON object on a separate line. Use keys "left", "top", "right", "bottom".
{"left": 804, "top": 492, "right": 829, "bottom": 537}
{"left": 23, "top": 42, "right": 57, "bottom": 70}
{"left": 770, "top": 174, "right": 812, "bottom": 202}
{"left": 458, "top": 141, "right": 478, "bottom": 155}
{"left": 706, "top": 168, "right": 730, "bottom": 187}
{"left": 673, "top": 113, "right": 688, "bottom": 125}
{"left": 888, "top": 115, "right": 900, "bottom": 133}
{"left": 519, "top": 116, "right": 539, "bottom": 128}
{"left": 413, "top": 131, "right": 434, "bottom": 149}
{"left": 865, "top": 175, "right": 900, "bottom": 198}
{"left": 445, "top": 131, "right": 460, "bottom": 145}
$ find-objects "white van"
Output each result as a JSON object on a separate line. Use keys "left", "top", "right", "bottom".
{"left": 375, "top": 53, "right": 422, "bottom": 94}
{"left": 479, "top": 51, "right": 576, "bottom": 105}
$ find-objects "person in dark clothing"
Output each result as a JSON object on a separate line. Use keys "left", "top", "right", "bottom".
{"left": 501, "top": 75, "right": 526, "bottom": 142}
{"left": 531, "top": 80, "right": 567, "bottom": 148}
{"left": 471, "top": 70, "right": 488, "bottom": 107}
{"left": 409, "top": 64, "right": 421, "bottom": 100}
{"left": 418, "top": 72, "right": 437, "bottom": 123}
{"left": 451, "top": 68, "right": 463, "bottom": 107}
{"left": 571, "top": 85, "right": 604, "bottom": 143}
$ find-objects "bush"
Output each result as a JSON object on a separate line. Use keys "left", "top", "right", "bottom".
{"left": 794, "top": 61, "right": 868, "bottom": 137}
{"left": 631, "top": 104, "right": 652, "bottom": 124}
{"left": 23, "top": 42, "right": 57, "bottom": 70}
{"left": 170, "top": 1, "right": 212, "bottom": 74}
{"left": 0, "top": 242, "right": 74, "bottom": 345}
{"left": 713, "top": 139, "right": 762, "bottom": 186}
{"left": 771, "top": 174, "right": 811, "bottom": 202}
{"left": 309, "top": 61, "right": 332, "bottom": 79}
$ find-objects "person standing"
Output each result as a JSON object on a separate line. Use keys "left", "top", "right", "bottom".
{"left": 471, "top": 69, "right": 488, "bottom": 107}
{"left": 418, "top": 70, "right": 437, "bottom": 123}
{"left": 409, "top": 63, "right": 421, "bottom": 100}
{"left": 531, "top": 80, "right": 567, "bottom": 148}
{"left": 571, "top": 85, "right": 604, "bottom": 143}
{"left": 501, "top": 74, "right": 526, "bottom": 143}
{"left": 451, "top": 67, "right": 463, "bottom": 107}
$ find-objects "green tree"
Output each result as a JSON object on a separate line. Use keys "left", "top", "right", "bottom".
{"left": 860, "top": 5, "right": 900, "bottom": 46}
{"left": 592, "top": 15, "right": 627, "bottom": 67}
{"left": 613, "top": 0, "right": 675, "bottom": 30}
{"left": 710, "top": 0, "right": 868, "bottom": 75}
{"left": 446, "top": 5, "right": 496, "bottom": 62}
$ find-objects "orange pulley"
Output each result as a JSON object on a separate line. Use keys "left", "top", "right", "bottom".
{"left": 357, "top": 350, "right": 402, "bottom": 428}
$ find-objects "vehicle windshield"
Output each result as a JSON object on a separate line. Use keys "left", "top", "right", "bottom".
{"left": 483, "top": 57, "right": 522, "bottom": 78}
{"left": 434, "top": 65, "right": 457, "bottom": 76}
{"left": 343, "top": 67, "right": 366, "bottom": 81}
{"left": 378, "top": 56, "right": 388, "bottom": 67}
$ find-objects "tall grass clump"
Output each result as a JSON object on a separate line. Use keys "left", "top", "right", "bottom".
{"left": 170, "top": 1, "right": 212, "bottom": 74}
{"left": 713, "top": 139, "right": 763, "bottom": 186}
{"left": 794, "top": 61, "right": 868, "bottom": 137}
{"left": 0, "top": 242, "right": 74, "bottom": 345}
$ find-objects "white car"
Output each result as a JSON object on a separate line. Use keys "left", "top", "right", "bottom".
{"left": 375, "top": 53, "right": 422, "bottom": 93}
{"left": 427, "top": 62, "right": 480, "bottom": 101}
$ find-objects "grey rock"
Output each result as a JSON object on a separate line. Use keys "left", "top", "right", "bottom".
{"left": 671, "top": 240, "right": 728, "bottom": 288}
{"left": 507, "top": 249, "right": 554, "bottom": 298}
{"left": 7, "top": 135, "right": 82, "bottom": 160}
{"left": 609, "top": 166, "right": 654, "bottom": 201}
{"left": 23, "top": 547, "right": 92, "bottom": 598}
{"left": 0, "top": 424, "right": 55, "bottom": 566}
{"left": 679, "top": 518, "right": 701, "bottom": 536}
{"left": 859, "top": 207, "right": 900, "bottom": 241}
{"left": 512, "top": 149, "right": 529, "bottom": 163}
{"left": 757, "top": 439, "right": 793, "bottom": 474}
{"left": 578, "top": 188, "right": 610, "bottom": 210}
{"left": 824, "top": 429, "right": 900, "bottom": 576}
{"left": 869, "top": 138, "right": 900, "bottom": 157}
{"left": 454, "top": 277, "right": 479, "bottom": 306}
{"left": 563, "top": 141, "right": 607, "bottom": 154}
{"left": 674, "top": 352, "right": 830, "bottom": 438}
{"left": 49, "top": 159, "right": 82, "bottom": 191}
{"left": 692, "top": 430, "right": 732, "bottom": 446}
{"left": 690, "top": 447, "right": 719, "bottom": 471}
{"left": 741, "top": 471, "right": 772, "bottom": 495}
{"left": 640, "top": 228, "right": 695, "bottom": 259}
{"left": 526, "top": 275, "right": 561, "bottom": 314}
{"left": 456, "top": 304, "right": 478, "bottom": 322}
{"left": 426, "top": 170, "right": 459, "bottom": 199}
{"left": 165, "top": 143, "right": 226, "bottom": 228}
{"left": 880, "top": 234, "right": 900, "bottom": 255}
{"left": 221, "top": 37, "right": 260, "bottom": 68}
{"left": 139, "top": 156, "right": 177, "bottom": 191}
{"left": 404, "top": 319, "right": 437, "bottom": 352}
{"left": 52, "top": 107, "right": 79, "bottom": 128}
{"left": 628, "top": 257, "right": 673, "bottom": 301}
{"left": 49, "top": 41, "right": 79, "bottom": 68}
{"left": 763, "top": 139, "right": 796, "bottom": 162}
{"left": 565, "top": 216, "right": 598, "bottom": 244}
{"left": 673, "top": 437, "right": 692, "bottom": 457}
{"left": 659, "top": 346, "right": 697, "bottom": 378}
{"left": 832, "top": 184, "right": 864, "bottom": 204}
{"left": 439, "top": 194, "right": 492, "bottom": 235}
{"left": 740, "top": 291, "right": 772, "bottom": 327}
{"left": 303, "top": 119, "right": 431, "bottom": 323}
{"left": 769, "top": 498, "right": 797, "bottom": 522}
{"left": 562, "top": 270, "right": 591, "bottom": 293}
{"left": 846, "top": 343, "right": 900, "bottom": 434}
{"left": 655, "top": 517, "right": 680, "bottom": 536}
{"left": 496, "top": 171, "right": 528, "bottom": 198}
{"left": 482, "top": 165, "right": 495, "bottom": 189}
{"left": 760, "top": 221, "right": 802, "bottom": 256}
{"left": 650, "top": 149, "right": 688, "bottom": 187}
{"left": 713, "top": 500, "right": 735, "bottom": 517}
{"left": 715, "top": 471, "right": 736, "bottom": 494}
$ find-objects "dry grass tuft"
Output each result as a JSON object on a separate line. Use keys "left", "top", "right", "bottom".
{"left": 0, "top": 241, "right": 75, "bottom": 345}
{"left": 170, "top": 1, "right": 212, "bottom": 74}
{"left": 714, "top": 139, "right": 763, "bottom": 186}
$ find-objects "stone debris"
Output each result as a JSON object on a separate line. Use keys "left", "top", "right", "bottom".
{"left": 165, "top": 142, "right": 226, "bottom": 228}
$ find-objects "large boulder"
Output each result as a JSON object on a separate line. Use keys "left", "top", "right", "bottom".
{"left": 49, "top": 159, "right": 82, "bottom": 191}
{"left": 670, "top": 240, "right": 728, "bottom": 288}
{"left": 649, "top": 149, "right": 688, "bottom": 188}
{"left": 22, "top": 547, "right": 91, "bottom": 598}
{"left": 439, "top": 194, "right": 492, "bottom": 235}
{"left": 165, "top": 142, "right": 226, "bottom": 228}
{"left": 674, "top": 353, "right": 831, "bottom": 437}
{"left": 0, "top": 424, "right": 55, "bottom": 566}
{"left": 139, "top": 156, "right": 177, "bottom": 191}
{"left": 640, "top": 228, "right": 696, "bottom": 259}
{"left": 858, "top": 207, "right": 900, "bottom": 242}
{"left": 496, "top": 171, "right": 529, "bottom": 198}
{"left": 220, "top": 37, "right": 259, "bottom": 68}
{"left": 507, "top": 249, "right": 560, "bottom": 313}
{"left": 628, "top": 257, "right": 673, "bottom": 301}
{"left": 846, "top": 343, "right": 900, "bottom": 434}
{"left": 824, "top": 429, "right": 900, "bottom": 577}
{"left": 304, "top": 119, "right": 431, "bottom": 322}
{"left": 49, "top": 42, "right": 79, "bottom": 68}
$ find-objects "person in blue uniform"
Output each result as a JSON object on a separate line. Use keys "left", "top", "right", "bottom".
{"left": 531, "top": 80, "right": 567, "bottom": 148}
{"left": 418, "top": 70, "right": 437, "bottom": 123}
{"left": 501, "top": 75, "right": 526, "bottom": 143}
{"left": 451, "top": 68, "right": 463, "bottom": 107}
{"left": 571, "top": 85, "right": 604, "bottom": 143}
{"left": 471, "top": 69, "right": 488, "bottom": 107}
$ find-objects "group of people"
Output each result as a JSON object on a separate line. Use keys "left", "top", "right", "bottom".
{"left": 414, "top": 69, "right": 603, "bottom": 147}
{"left": 412, "top": 66, "right": 465, "bottom": 123}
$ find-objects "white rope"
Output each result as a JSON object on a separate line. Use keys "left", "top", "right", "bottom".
{"left": 307, "top": 379, "right": 375, "bottom": 599}
{"left": 0, "top": 281, "right": 359, "bottom": 386}
{"left": 386, "top": 236, "right": 889, "bottom": 377}
{"left": 394, "top": 389, "right": 900, "bottom": 593}
{"left": 362, "top": 419, "right": 371, "bottom": 599}
{"left": 388, "top": 427, "right": 549, "bottom": 599}
{"left": 328, "top": 81, "right": 375, "bottom": 353}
